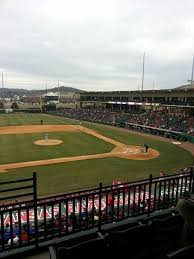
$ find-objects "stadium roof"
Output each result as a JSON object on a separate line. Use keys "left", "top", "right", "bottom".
{"left": 174, "top": 83, "right": 194, "bottom": 90}
{"left": 42, "top": 92, "right": 59, "bottom": 97}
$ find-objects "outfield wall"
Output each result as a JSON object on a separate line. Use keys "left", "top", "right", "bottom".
{"left": 0, "top": 108, "right": 42, "bottom": 113}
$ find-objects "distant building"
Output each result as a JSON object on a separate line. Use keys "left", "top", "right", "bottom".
{"left": 42, "top": 91, "right": 79, "bottom": 104}
{"left": 79, "top": 83, "right": 194, "bottom": 111}
{"left": 42, "top": 92, "right": 59, "bottom": 104}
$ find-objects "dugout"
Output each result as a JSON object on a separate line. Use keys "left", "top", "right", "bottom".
{"left": 123, "top": 122, "right": 192, "bottom": 142}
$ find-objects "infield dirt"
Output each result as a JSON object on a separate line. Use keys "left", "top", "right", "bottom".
{"left": 0, "top": 125, "right": 160, "bottom": 173}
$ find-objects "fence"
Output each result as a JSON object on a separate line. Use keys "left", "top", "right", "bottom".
{"left": 122, "top": 122, "right": 190, "bottom": 141}
{"left": 0, "top": 173, "right": 37, "bottom": 203}
{"left": 0, "top": 109, "right": 42, "bottom": 114}
{"left": 0, "top": 168, "right": 193, "bottom": 253}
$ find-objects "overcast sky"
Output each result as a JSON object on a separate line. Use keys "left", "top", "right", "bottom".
{"left": 0, "top": 0, "right": 194, "bottom": 91}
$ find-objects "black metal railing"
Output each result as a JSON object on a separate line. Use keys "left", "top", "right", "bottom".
{"left": 0, "top": 168, "right": 193, "bottom": 253}
{"left": 0, "top": 172, "right": 37, "bottom": 205}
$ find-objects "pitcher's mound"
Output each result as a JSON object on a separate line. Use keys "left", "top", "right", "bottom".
{"left": 34, "top": 139, "right": 63, "bottom": 146}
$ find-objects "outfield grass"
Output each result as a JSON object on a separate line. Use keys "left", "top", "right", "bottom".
{"left": 0, "top": 113, "right": 193, "bottom": 196}
{"left": 0, "top": 113, "right": 75, "bottom": 126}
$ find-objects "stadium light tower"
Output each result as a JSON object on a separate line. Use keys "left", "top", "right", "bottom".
{"left": 1, "top": 72, "right": 4, "bottom": 102}
{"left": 190, "top": 55, "right": 194, "bottom": 87}
{"left": 141, "top": 52, "right": 145, "bottom": 92}
{"left": 187, "top": 55, "right": 194, "bottom": 87}
{"left": 152, "top": 80, "right": 155, "bottom": 90}
{"left": 58, "top": 80, "right": 60, "bottom": 104}
{"left": 39, "top": 89, "right": 43, "bottom": 112}
{"left": 45, "top": 83, "right": 48, "bottom": 104}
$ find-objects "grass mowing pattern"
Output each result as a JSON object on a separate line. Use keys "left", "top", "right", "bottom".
{"left": 0, "top": 113, "right": 75, "bottom": 126}
{"left": 0, "top": 113, "right": 193, "bottom": 196}
{"left": 0, "top": 132, "right": 114, "bottom": 164}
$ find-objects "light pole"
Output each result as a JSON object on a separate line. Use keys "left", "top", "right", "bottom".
{"left": 187, "top": 55, "right": 194, "bottom": 87}
{"left": 190, "top": 55, "right": 194, "bottom": 87}
{"left": 58, "top": 80, "right": 60, "bottom": 104}
{"left": 2, "top": 72, "right": 4, "bottom": 102}
{"left": 141, "top": 52, "right": 145, "bottom": 92}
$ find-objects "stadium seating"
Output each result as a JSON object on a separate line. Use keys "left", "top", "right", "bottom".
{"left": 49, "top": 233, "right": 109, "bottom": 259}
{"left": 150, "top": 214, "right": 184, "bottom": 255}
{"left": 55, "top": 108, "right": 194, "bottom": 136}
{"left": 48, "top": 211, "right": 185, "bottom": 259}
{"left": 165, "top": 244, "right": 194, "bottom": 259}
{"left": 104, "top": 223, "right": 153, "bottom": 259}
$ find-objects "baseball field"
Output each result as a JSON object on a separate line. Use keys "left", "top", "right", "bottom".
{"left": 0, "top": 113, "right": 193, "bottom": 196}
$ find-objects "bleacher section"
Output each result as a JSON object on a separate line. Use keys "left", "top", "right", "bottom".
{"left": 48, "top": 210, "right": 188, "bottom": 259}
{"left": 49, "top": 108, "right": 194, "bottom": 142}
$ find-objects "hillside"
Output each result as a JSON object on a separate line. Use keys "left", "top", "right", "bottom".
{"left": 0, "top": 86, "right": 84, "bottom": 98}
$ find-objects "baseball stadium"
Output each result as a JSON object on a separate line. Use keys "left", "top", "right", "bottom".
{"left": 3, "top": 0, "right": 194, "bottom": 257}
{"left": 0, "top": 84, "right": 194, "bottom": 259}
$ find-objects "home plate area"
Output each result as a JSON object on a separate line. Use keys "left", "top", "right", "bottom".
{"left": 0, "top": 125, "right": 160, "bottom": 173}
{"left": 124, "top": 147, "right": 143, "bottom": 154}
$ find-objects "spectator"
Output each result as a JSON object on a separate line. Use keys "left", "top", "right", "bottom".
{"left": 107, "top": 195, "right": 114, "bottom": 214}
{"left": 80, "top": 208, "right": 87, "bottom": 218}
{"left": 7, "top": 234, "right": 19, "bottom": 246}
{"left": 89, "top": 206, "right": 98, "bottom": 222}
{"left": 176, "top": 192, "right": 194, "bottom": 246}
{"left": 5, "top": 224, "right": 10, "bottom": 233}
{"left": 157, "top": 171, "right": 166, "bottom": 188}
{"left": 160, "top": 170, "right": 165, "bottom": 177}
{"left": 20, "top": 230, "right": 29, "bottom": 242}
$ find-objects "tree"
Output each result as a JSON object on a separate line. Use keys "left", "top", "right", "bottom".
{"left": 11, "top": 102, "right": 19, "bottom": 109}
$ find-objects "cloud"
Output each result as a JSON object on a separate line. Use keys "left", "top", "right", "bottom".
{"left": 0, "top": 0, "right": 194, "bottom": 91}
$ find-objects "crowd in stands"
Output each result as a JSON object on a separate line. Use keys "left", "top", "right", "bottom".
{"left": 58, "top": 107, "right": 122, "bottom": 124}
{"left": 129, "top": 109, "right": 194, "bottom": 134}
{"left": 0, "top": 192, "right": 173, "bottom": 247}
{"left": 0, "top": 168, "right": 192, "bottom": 255}
{"left": 57, "top": 107, "right": 194, "bottom": 135}
{"left": 1, "top": 222, "right": 35, "bottom": 246}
